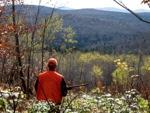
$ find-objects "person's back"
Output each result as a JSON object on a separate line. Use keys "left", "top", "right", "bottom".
{"left": 35, "top": 58, "right": 67, "bottom": 105}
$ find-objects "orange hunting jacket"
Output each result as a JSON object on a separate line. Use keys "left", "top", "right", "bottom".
{"left": 35, "top": 71, "right": 67, "bottom": 105}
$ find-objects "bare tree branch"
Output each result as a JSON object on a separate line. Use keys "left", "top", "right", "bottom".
{"left": 142, "top": 0, "right": 150, "bottom": 7}
{"left": 27, "top": 0, "right": 42, "bottom": 97}
{"left": 113, "top": 0, "right": 150, "bottom": 24}
{"left": 11, "top": 0, "right": 26, "bottom": 93}
{"left": 41, "top": 6, "right": 55, "bottom": 72}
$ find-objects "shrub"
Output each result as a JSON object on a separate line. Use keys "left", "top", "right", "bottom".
{"left": 29, "top": 101, "right": 59, "bottom": 113}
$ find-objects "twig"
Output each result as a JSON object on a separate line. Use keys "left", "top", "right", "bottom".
{"left": 113, "top": 0, "right": 150, "bottom": 24}
{"left": 41, "top": 5, "right": 55, "bottom": 72}
{"left": 27, "top": 0, "right": 42, "bottom": 97}
{"left": 62, "top": 94, "right": 80, "bottom": 113}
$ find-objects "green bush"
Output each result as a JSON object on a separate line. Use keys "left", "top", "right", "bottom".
{"left": 0, "top": 98, "right": 6, "bottom": 112}
{"left": 62, "top": 89, "right": 150, "bottom": 113}
{"left": 29, "top": 101, "right": 59, "bottom": 113}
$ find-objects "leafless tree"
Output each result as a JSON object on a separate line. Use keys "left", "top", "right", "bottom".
{"left": 11, "top": 0, "right": 26, "bottom": 93}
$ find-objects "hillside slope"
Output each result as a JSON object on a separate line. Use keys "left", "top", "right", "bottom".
{"left": 13, "top": 5, "right": 150, "bottom": 53}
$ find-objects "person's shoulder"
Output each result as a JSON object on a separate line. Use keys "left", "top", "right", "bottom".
{"left": 38, "top": 71, "right": 48, "bottom": 77}
{"left": 55, "top": 71, "right": 64, "bottom": 78}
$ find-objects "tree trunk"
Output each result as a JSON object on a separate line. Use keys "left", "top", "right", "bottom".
{"left": 26, "top": 1, "right": 41, "bottom": 97}
{"left": 41, "top": 19, "right": 47, "bottom": 72}
{"left": 12, "top": 0, "right": 26, "bottom": 93}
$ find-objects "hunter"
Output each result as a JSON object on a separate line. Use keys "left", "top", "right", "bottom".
{"left": 35, "top": 58, "right": 67, "bottom": 105}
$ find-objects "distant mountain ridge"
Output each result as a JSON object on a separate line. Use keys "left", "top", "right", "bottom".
{"left": 134, "top": 9, "right": 150, "bottom": 13}
{"left": 58, "top": 6, "right": 150, "bottom": 13}
{"left": 99, "top": 7, "right": 150, "bottom": 13}
{"left": 13, "top": 5, "right": 150, "bottom": 53}
{"left": 98, "top": 7, "right": 128, "bottom": 13}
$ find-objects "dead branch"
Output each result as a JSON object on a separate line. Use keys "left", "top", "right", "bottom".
{"left": 113, "top": 0, "right": 150, "bottom": 24}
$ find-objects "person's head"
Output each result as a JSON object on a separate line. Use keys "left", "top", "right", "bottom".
{"left": 47, "top": 58, "right": 58, "bottom": 71}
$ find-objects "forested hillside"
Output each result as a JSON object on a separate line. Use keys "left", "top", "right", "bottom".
{"left": 61, "top": 9, "right": 150, "bottom": 53}
{"left": 13, "top": 5, "right": 150, "bottom": 54}
{"left": 1, "top": 1, "right": 150, "bottom": 112}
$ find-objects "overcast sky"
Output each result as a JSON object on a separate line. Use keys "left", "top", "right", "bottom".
{"left": 24, "top": 0, "right": 150, "bottom": 10}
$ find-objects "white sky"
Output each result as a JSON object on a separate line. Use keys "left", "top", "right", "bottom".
{"left": 24, "top": 0, "right": 150, "bottom": 10}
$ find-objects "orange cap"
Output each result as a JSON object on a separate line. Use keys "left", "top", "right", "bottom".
{"left": 48, "top": 58, "right": 58, "bottom": 66}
